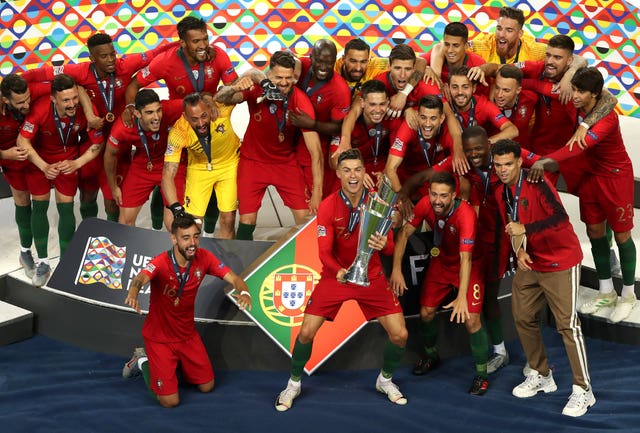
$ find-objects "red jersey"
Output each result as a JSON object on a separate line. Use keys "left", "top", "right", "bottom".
{"left": 389, "top": 120, "right": 453, "bottom": 182}
{"left": 316, "top": 189, "right": 394, "bottom": 280}
{"left": 488, "top": 88, "right": 537, "bottom": 148}
{"left": 422, "top": 50, "right": 486, "bottom": 84}
{"left": 524, "top": 81, "right": 633, "bottom": 178}
{"left": 373, "top": 71, "right": 442, "bottom": 110}
{"left": 349, "top": 116, "right": 393, "bottom": 174}
{"left": 241, "top": 85, "right": 316, "bottom": 165}
{"left": 451, "top": 94, "right": 509, "bottom": 133}
{"left": 494, "top": 172, "right": 583, "bottom": 272}
{"left": 21, "top": 43, "right": 174, "bottom": 119}
{"left": 518, "top": 61, "right": 573, "bottom": 155}
{"left": 136, "top": 44, "right": 238, "bottom": 99}
{"left": 141, "top": 248, "right": 231, "bottom": 343}
{"left": 409, "top": 197, "right": 480, "bottom": 269}
{"left": 20, "top": 97, "right": 104, "bottom": 162}
{"left": 296, "top": 56, "right": 351, "bottom": 166}
{"left": 107, "top": 100, "right": 183, "bottom": 168}
{"left": 0, "top": 83, "right": 49, "bottom": 170}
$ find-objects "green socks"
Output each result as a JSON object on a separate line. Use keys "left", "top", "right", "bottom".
{"left": 382, "top": 340, "right": 406, "bottom": 378}
{"left": 290, "top": 338, "right": 313, "bottom": 382}
{"left": 485, "top": 317, "right": 504, "bottom": 347}
{"left": 236, "top": 223, "right": 256, "bottom": 241}
{"left": 140, "top": 360, "right": 158, "bottom": 401}
{"left": 204, "top": 191, "right": 219, "bottom": 234}
{"left": 419, "top": 320, "right": 438, "bottom": 358}
{"left": 31, "top": 200, "right": 50, "bottom": 259}
{"left": 79, "top": 200, "right": 98, "bottom": 220}
{"left": 150, "top": 186, "right": 164, "bottom": 230}
{"left": 56, "top": 202, "right": 75, "bottom": 255}
{"left": 617, "top": 237, "right": 637, "bottom": 287}
{"left": 590, "top": 236, "right": 611, "bottom": 280}
{"left": 15, "top": 204, "right": 33, "bottom": 249}
{"left": 469, "top": 328, "right": 489, "bottom": 378}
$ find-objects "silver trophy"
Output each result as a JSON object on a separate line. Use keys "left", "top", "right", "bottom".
{"left": 344, "top": 175, "right": 398, "bottom": 287}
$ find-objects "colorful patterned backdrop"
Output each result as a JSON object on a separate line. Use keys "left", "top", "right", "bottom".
{"left": 0, "top": 0, "right": 638, "bottom": 117}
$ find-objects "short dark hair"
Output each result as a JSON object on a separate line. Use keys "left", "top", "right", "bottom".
{"left": 571, "top": 66, "right": 603, "bottom": 97}
{"left": 87, "top": 33, "right": 113, "bottom": 50}
{"left": 449, "top": 65, "right": 471, "bottom": 81}
{"left": 183, "top": 92, "right": 205, "bottom": 110}
{"left": 270, "top": 50, "right": 296, "bottom": 70}
{"left": 171, "top": 213, "right": 200, "bottom": 234}
{"left": 496, "top": 64, "right": 523, "bottom": 84}
{"left": 430, "top": 171, "right": 457, "bottom": 192}
{"left": 177, "top": 16, "right": 207, "bottom": 40}
{"left": 491, "top": 138, "right": 522, "bottom": 158}
{"left": 360, "top": 79, "right": 387, "bottom": 99}
{"left": 344, "top": 38, "right": 370, "bottom": 55}
{"left": 548, "top": 35, "right": 575, "bottom": 54}
{"left": 418, "top": 95, "right": 443, "bottom": 113}
{"left": 499, "top": 7, "right": 525, "bottom": 28}
{"left": 389, "top": 44, "right": 415, "bottom": 65}
{"left": 444, "top": 22, "right": 469, "bottom": 43}
{"left": 0, "top": 73, "right": 28, "bottom": 98}
{"left": 51, "top": 74, "right": 76, "bottom": 95}
{"left": 337, "top": 148, "right": 364, "bottom": 166}
{"left": 462, "top": 125, "right": 488, "bottom": 143}
{"left": 134, "top": 88, "right": 160, "bottom": 110}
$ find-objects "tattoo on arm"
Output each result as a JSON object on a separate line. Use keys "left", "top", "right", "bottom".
{"left": 584, "top": 90, "right": 616, "bottom": 127}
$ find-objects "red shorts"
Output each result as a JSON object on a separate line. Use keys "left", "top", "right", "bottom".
{"left": 78, "top": 153, "right": 102, "bottom": 193}
{"left": 578, "top": 172, "right": 634, "bottom": 232}
{"left": 237, "top": 158, "right": 307, "bottom": 214}
{"left": 120, "top": 161, "right": 186, "bottom": 208}
{"left": 421, "top": 258, "right": 485, "bottom": 314}
{"left": 144, "top": 334, "right": 214, "bottom": 396}
{"left": 305, "top": 273, "right": 402, "bottom": 321}
{"left": 1, "top": 164, "right": 29, "bottom": 191}
{"left": 558, "top": 154, "right": 589, "bottom": 195}
{"left": 301, "top": 164, "right": 340, "bottom": 200}
{"left": 26, "top": 165, "right": 78, "bottom": 197}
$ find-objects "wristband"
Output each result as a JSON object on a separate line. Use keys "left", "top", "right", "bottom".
{"left": 399, "top": 83, "right": 414, "bottom": 96}
{"left": 579, "top": 121, "right": 589, "bottom": 130}
{"left": 125, "top": 103, "right": 135, "bottom": 110}
{"left": 239, "top": 290, "right": 251, "bottom": 297}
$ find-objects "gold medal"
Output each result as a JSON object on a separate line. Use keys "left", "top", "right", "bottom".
{"left": 174, "top": 297, "right": 180, "bottom": 307}
{"left": 105, "top": 112, "right": 115, "bottom": 122}
{"left": 147, "top": 161, "right": 153, "bottom": 172}
{"left": 430, "top": 246, "right": 440, "bottom": 257}
{"left": 206, "top": 162, "right": 212, "bottom": 171}
{"left": 278, "top": 132, "right": 285, "bottom": 143}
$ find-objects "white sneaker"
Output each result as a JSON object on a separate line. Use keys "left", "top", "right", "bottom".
{"left": 275, "top": 379, "right": 301, "bottom": 412}
{"left": 522, "top": 363, "right": 534, "bottom": 377}
{"left": 512, "top": 370, "right": 557, "bottom": 398}
{"left": 562, "top": 384, "right": 596, "bottom": 417}
{"left": 376, "top": 376, "right": 407, "bottom": 405}
{"left": 609, "top": 294, "right": 637, "bottom": 323}
{"left": 487, "top": 351, "right": 509, "bottom": 374}
{"left": 579, "top": 291, "right": 617, "bottom": 314}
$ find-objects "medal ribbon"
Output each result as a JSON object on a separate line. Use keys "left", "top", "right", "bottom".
{"left": 272, "top": 97, "right": 289, "bottom": 139}
{"left": 503, "top": 169, "right": 524, "bottom": 222}
{"left": 339, "top": 189, "right": 367, "bottom": 233}
{"left": 432, "top": 199, "right": 461, "bottom": 247}
{"left": 135, "top": 119, "right": 154, "bottom": 168}
{"left": 417, "top": 127, "right": 440, "bottom": 167}
{"left": 177, "top": 48, "right": 204, "bottom": 92}
{"left": 90, "top": 63, "right": 114, "bottom": 113}
{"left": 198, "top": 133, "right": 212, "bottom": 167}
{"left": 301, "top": 68, "right": 331, "bottom": 97}
{"left": 168, "top": 249, "right": 192, "bottom": 304}
{"left": 52, "top": 102, "right": 75, "bottom": 150}
{"left": 475, "top": 154, "right": 493, "bottom": 204}
{"left": 502, "top": 95, "right": 519, "bottom": 119}
{"left": 452, "top": 97, "right": 476, "bottom": 131}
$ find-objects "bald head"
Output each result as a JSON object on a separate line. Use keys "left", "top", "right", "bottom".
{"left": 311, "top": 39, "right": 337, "bottom": 81}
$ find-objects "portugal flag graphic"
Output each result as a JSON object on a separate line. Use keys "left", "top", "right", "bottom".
{"left": 238, "top": 218, "right": 367, "bottom": 374}
{"left": 76, "top": 236, "right": 126, "bottom": 290}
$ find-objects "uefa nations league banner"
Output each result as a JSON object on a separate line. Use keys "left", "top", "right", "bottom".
{"left": 49, "top": 218, "right": 431, "bottom": 374}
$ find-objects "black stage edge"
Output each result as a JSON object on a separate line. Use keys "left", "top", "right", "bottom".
{"left": 1, "top": 272, "right": 516, "bottom": 371}
{"left": 2, "top": 266, "right": 639, "bottom": 371}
